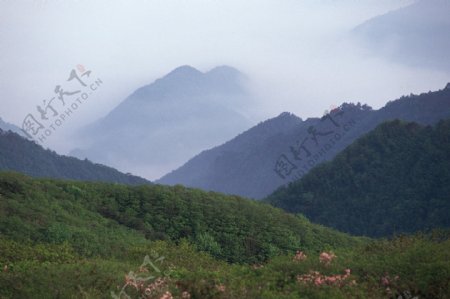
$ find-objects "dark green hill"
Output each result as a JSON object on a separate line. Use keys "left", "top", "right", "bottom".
{"left": 0, "top": 129, "right": 150, "bottom": 185}
{"left": 266, "top": 119, "right": 450, "bottom": 237}
{"left": 1, "top": 172, "right": 449, "bottom": 298}
{"left": 0, "top": 172, "right": 361, "bottom": 264}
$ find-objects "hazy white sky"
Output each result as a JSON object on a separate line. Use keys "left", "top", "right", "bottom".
{"left": 1, "top": 0, "right": 449, "bottom": 153}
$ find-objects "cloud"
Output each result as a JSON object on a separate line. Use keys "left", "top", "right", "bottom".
{"left": 1, "top": 0, "right": 447, "bottom": 156}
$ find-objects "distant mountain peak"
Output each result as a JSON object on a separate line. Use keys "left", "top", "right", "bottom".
{"left": 269, "top": 112, "right": 302, "bottom": 123}
{"left": 164, "top": 65, "right": 203, "bottom": 80}
{"left": 207, "top": 65, "right": 243, "bottom": 78}
{"left": 277, "top": 112, "right": 297, "bottom": 118}
{"left": 251, "top": 112, "right": 302, "bottom": 130}
{"left": 73, "top": 64, "right": 253, "bottom": 180}
{"left": 163, "top": 65, "right": 244, "bottom": 81}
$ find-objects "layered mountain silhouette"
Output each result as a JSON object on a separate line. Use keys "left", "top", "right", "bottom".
{"left": 71, "top": 65, "right": 257, "bottom": 179}
{"left": 265, "top": 119, "right": 450, "bottom": 237}
{"left": 0, "top": 117, "right": 26, "bottom": 137}
{"left": 0, "top": 129, "right": 150, "bottom": 185}
{"left": 352, "top": 0, "right": 450, "bottom": 71}
{"left": 158, "top": 84, "right": 450, "bottom": 199}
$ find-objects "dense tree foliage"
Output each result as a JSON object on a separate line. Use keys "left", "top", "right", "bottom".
{"left": 2, "top": 232, "right": 449, "bottom": 299}
{"left": 0, "top": 129, "right": 150, "bottom": 185}
{"left": 266, "top": 120, "right": 450, "bottom": 237}
{"left": 0, "top": 172, "right": 361, "bottom": 264}
{"left": 1, "top": 172, "right": 449, "bottom": 298}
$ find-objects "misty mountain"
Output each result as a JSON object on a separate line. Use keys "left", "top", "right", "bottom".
{"left": 71, "top": 65, "right": 257, "bottom": 179}
{"left": 0, "top": 129, "right": 150, "bottom": 185}
{"left": 265, "top": 119, "right": 450, "bottom": 237}
{"left": 158, "top": 83, "right": 450, "bottom": 199}
{"left": 0, "top": 117, "right": 26, "bottom": 137}
{"left": 352, "top": 0, "right": 450, "bottom": 71}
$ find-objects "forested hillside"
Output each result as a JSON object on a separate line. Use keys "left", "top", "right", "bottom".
{"left": 266, "top": 119, "right": 450, "bottom": 237}
{"left": 0, "top": 172, "right": 360, "bottom": 264}
{"left": 0, "top": 130, "right": 150, "bottom": 185}
{"left": 1, "top": 172, "right": 449, "bottom": 298}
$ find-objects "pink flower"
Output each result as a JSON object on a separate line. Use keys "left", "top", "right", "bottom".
{"left": 216, "top": 284, "right": 226, "bottom": 292}
{"left": 297, "top": 266, "right": 356, "bottom": 287}
{"left": 293, "top": 250, "right": 307, "bottom": 262}
{"left": 326, "top": 276, "right": 336, "bottom": 283}
{"left": 319, "top": 252, "right": 336, "bottom": 265}
{"left": 159, "top": 291, "right": 173, "bottom": 299}
{"left": 314, "top": 277, "right": 323, "bottom": 286}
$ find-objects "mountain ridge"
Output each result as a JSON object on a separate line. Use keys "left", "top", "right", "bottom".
{"left": 265, "top": 119, "right": 450, "bottom": 237}
{"left": 0, "top": 129, "right": 151, "bottom": 185}
{"left": 0, "top": 117, "right": 26, "bottom": 137}
{"left": 71, "top": 65, "right": 256, "bottom": 179}
{"left": 158, "top": 84, "right": 450, "bottom": 199}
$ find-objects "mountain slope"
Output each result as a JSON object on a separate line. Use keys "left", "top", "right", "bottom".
{"left": 0, "top": 172, "right": 361, "bottom": 264}
{"left": 352, "top": 0, "right": 450, "bottom": 71}
{"left": 71, "top": 65, "right": 258, "bottom": 179}
{"left": 0, "top": 117, "right": 25, "bottom": 137}
{"left": 265, "top": 119, "right": 450, "bottom": 237}
{"left": 0, "top": 130, "right": 150, "bottom": 185}
{"left": 158, "top": 112, "right": 310, "bottom": 198}
{"left": 2, "top": 172, "right": 449, "bottom": 298}
{"left": 158, "top": 84, "right": 450, "bottom": 199}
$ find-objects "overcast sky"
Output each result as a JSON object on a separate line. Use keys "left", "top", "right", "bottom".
{"left": 1, "top": 0, "right": 449, "bottom": 153}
